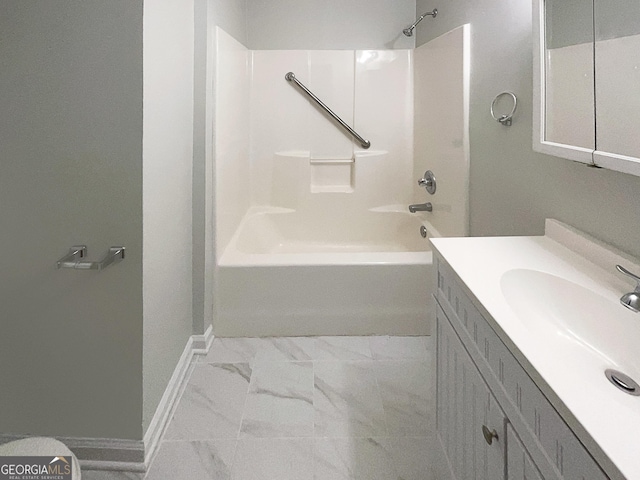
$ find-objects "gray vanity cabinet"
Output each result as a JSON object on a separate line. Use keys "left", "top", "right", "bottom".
{"left": 507, "top": 424, "right": 544, "bottom": 480}
{"left": 437, "top": 303, "right": 506, "bottom": 480}
{"left": 434, "top": 254, "right": 610, "bottom": 480}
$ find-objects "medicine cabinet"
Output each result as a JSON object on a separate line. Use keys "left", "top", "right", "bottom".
{"left": 533, "top": 0, "right": 640, "bottom": 177}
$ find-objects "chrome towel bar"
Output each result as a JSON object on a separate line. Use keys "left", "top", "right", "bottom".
{"left": 57, "top": 245, "right": 125, "bottom": 271}
{"left": 285, "top": 72, "right": 371, "bottom": 149}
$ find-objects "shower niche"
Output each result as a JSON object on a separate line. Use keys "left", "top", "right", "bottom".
{"left": 273, "top": 151, "right": 357, "bottom": 196}
{"left": 272, "top": 149, "right": 390, "bottom": 200}
{"left": 309, "top": 157, "right": 354, "bottom": 194}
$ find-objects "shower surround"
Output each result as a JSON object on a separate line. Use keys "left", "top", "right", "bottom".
{"left": 214, "top": 26, "right": 469, "bottom": 336}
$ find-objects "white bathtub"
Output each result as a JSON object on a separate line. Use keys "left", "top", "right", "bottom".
{"left": 216, "top": 208, "right": 436, "bottom": 336}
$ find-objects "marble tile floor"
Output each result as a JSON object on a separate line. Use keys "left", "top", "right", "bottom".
{"left": 83, "top": 336, "right": 435, "bottom": 480}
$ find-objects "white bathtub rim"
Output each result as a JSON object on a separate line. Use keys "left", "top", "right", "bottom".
{"left": 219, "top": 250, "right": 433, "bottom": 267}
{"left": 219, "top": 205, "right": 439, "bottom": 266}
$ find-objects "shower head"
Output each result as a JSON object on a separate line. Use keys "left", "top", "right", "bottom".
{"left": 402, "top": 9, "right": 437, "bottom": 37}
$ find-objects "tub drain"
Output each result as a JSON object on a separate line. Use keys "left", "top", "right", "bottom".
{"left": 605, "top": 369, "right": 640, "bottom": 396}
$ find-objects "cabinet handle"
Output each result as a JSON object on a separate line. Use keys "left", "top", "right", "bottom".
{"left": 482, "top": 425, "right": 499, "bottom": 445}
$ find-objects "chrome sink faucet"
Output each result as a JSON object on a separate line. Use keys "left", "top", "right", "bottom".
{"left": 616, "top": 265, "right": 640, "bottom": 313}
{"left": 409, "top": 202, "right": 433, "bottom": 213}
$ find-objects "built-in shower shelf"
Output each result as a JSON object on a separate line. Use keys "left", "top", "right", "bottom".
{"left": 273, "top": 149, "right": 390, "bottom": 194}
{"left": 310, "top": 185, "right": 353, "bottom": 193}
{"left": 309, "top": 157, "right": 354, "bottom": 164}
{"left": 274, "top": 150, "right": 309, "bottom": 158}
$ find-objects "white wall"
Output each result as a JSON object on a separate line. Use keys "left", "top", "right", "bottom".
{"left": 416, "top": 0, "right": 640, "bottom": 259}
{"left": 246, "top": 0, "right": 416, "bottom": 50}
{"left": 192, "top": 0, "right": 210, "bottom": 337}
{"left": 413, "top": 25, "right": 470, "bottom": 237}
{"left": 142, "top": 0, "right": 195, "bottom": 432}
{"left": 0, "top": 1, "right": 144, "bottom": 440}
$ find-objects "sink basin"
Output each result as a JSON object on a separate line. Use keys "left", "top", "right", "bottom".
{"left": 500, "top": 269, "right": 640, "bottom": 381}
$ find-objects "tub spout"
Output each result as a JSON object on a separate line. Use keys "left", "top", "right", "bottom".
{"left": 409, "top": 202, "right": 433, "bottom": 213}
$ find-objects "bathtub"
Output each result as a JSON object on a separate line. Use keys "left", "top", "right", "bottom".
{"left": 216, "top": 207, "right": 436, "bottom": 337}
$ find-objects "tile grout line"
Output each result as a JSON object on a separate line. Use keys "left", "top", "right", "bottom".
{"left": 230, "top": 344, "right": 259, "bottom": 476}
{"left": 370, "top": 357, "right": 391, "bottom": 440}
{"left": 368, "top": 335, "right": 391, "bottom": 441}
{"left": 311, "top": 356, "right": 316, "bottom": 477}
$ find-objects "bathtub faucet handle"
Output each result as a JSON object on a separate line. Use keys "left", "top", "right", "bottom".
{"left": 418, "top": 170, "right": 436, "bottom": 195}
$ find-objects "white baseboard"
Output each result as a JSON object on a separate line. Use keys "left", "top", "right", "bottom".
{"left": 0, "top": 435, "right": 145, "bottom": 472}
{"left": 191, "top": 324, "right": 214, "bottom": 354}
{"left": 143, "top": 325, "right": 214, "bottom": 468}
{"left": 80, "top": 460, "right": 145, "bottom": 472}
{"left": 0, "top": 327, "right": 216, "bottom": 473}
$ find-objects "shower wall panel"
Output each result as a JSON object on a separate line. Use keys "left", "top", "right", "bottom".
{"left": 413, "top": 25, "right": 470, "bottom": 237}
{"left": 307, "top": 50, "right": 355, "bottom": 159}
{"left": 355, "top": 50, "right": 413, "bottom": 207}
{"left": 215, "top": 27, "right": 251, "bottom": 256}
{"left": 249, "top": 49, "right": 413, "bottom": 216}
{"left": 249, "top": 49, "right": 312, "bottom": 207}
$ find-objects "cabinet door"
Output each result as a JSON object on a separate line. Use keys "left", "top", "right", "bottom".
{"left": 437, "top": 304, "right": 507, "bottom": 480}
{"left": 507, "top": 424, "right": 544, "bottom": 480}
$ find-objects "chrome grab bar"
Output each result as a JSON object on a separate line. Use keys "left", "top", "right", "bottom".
{"left": 57, "top": 245, "right": 125, "bottom": 271}
{"left": 285, "top": 72, "right": 371, "bottom": 149}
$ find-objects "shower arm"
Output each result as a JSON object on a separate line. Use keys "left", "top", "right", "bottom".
{"left": 285, "top": 72, "right": 371, "bottom": 149}
{"left": 403, "top": 9, "right": 438, "bottom": 36}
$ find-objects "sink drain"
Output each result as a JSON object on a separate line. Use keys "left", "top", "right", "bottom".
{"left": 605, "top": 369, "right": 640, "bottom": 396}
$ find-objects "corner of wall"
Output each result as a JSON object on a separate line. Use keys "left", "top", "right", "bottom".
{"left": 142, "top": 0, "right": 196, "bottom": 433}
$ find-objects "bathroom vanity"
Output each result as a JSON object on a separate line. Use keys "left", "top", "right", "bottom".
{"left": 431, "top": 220, "right": 640, "bottom": 480}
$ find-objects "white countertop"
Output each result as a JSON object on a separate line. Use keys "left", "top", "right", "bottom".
{"left": 431, "top": 220, "right": 640, "bottom": 480}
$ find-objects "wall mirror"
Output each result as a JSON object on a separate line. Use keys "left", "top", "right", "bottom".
{"left": 533, "top": 0, "right": 640, "bottom": 177}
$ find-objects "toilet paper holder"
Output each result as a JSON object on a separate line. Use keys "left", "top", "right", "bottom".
{"left": 57, "top": 245, "right": 125, "bottom": 271}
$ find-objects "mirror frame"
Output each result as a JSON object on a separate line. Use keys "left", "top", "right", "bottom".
{"left": 532, "top": 0, "right": 595, "bottom": 166}
{"left": 594, "top": 148, "right": 640, "bottom": 178}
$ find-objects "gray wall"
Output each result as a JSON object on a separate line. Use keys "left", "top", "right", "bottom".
{"left": 416, "top": 0, "right": 640, "bottom": 259}
{"left": 0, "top": 1, "right": 144, "bottom": 440}
{"left": 246, "top": 0, "right": 416, "bottom": 49}
{"left": 547, "top": 0, "right": 640, "bottom": 48}
{"left": 546, "top": 0, "right": 593, "bottom": 48}
{"left": 211, "top": 0, "right": 248, "bottom": 44}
